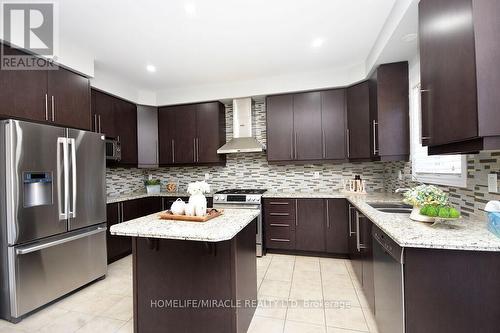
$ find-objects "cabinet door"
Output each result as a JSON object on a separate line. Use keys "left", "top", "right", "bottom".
{"left": 92, "top": 89, "right": 117, "bottom": 137}
{"left": 266, "top": 95, "right": 294, "bottom": 162}
{"left": 325, "top": 199, "right": 349, "bottom": 254}
{"left": 377, "top": 62, "right": 410, "bottom": 159}
{"left": 347, "top": 82, "right": 371, "bottom": 160}
{"left": 0, "top": 45, "right": 48, "bottom": 122}
{"left": 348, "top": 205, "right": 362, "bottom": 283}
{"left": 115, "top": 99, "right": 138, "bottom": 165}
{"left": 196, "top": 102, "right": 225, "bottom": 164}
{"left": 293, "top": 92, "right": 323, "bottom": 160}
{"left": 419, "top": 0, "right": 478, "bottom": 146}
{"left": 106, "top": 203, "right": 124, "bottom": 264}
{"left": 296, "top": 199, "right": 325, "bottom": 252}
{"left": 158, "top": 106, "right": 176, "bottom": 164}
{"left": 321, "top": 89, "right": 347, "bottom": 160}
{"left": 173, "top": 105, "right": 197, "bottom": 164}
{"left": 47, "top": 67, "right": 91, "bottom": 130}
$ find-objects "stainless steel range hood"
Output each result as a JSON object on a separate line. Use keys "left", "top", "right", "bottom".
{"left": 217, "top": 98, "right": 266, "bottom": 154}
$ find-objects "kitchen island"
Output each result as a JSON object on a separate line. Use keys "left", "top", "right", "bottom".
{"left": 110, "top": 208, "right": 261, "bottom": 333}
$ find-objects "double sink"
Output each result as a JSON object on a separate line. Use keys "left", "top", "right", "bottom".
{"left": 368, "top": 203, "right": 413, "bottom": 214}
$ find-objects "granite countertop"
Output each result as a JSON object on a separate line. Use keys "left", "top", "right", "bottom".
{"left": 109, "top": 208, "right": 260, "bottom": 242}
{"left": 107, "top": 191, "right": 213, "bottom": 204}
{"left": 263, "top": 191, "right": 500, "bottom": 252}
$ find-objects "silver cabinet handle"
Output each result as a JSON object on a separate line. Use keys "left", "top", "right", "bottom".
{"left": 16, "top": 227, "right": 107, "bottom": 255}
{"left": 270, "top": 223, "right": 290, "bottom": 227}
{"left": 420, "top": 89, "right": 430, "bottom": 93}
{"left": 68, "top": 138, "right": 77, "bottom": 219}
{"left": 117, "top": 136, "right": 120, "bottom": 142}
{"left": 270, "top": 213, "right": 290, "bottom": 216}
{"left": 155, "top": 140, "right": 159, "bottom": 164}
{"left": 322, "top": 129, "right": 326, "bottom": 159}
{"left": 372, "top": 120, "right": 379, "bottom": 155}
{"left": 45, "top": 94, "right": 49, "bottom": 121}
{"left": 290, "top": 132, "right": 294, "bottom": 159}
{"left": 117, "top": 203, "right": 121, "bottom": 223}
{"left": 94, "top": 114, "right": 98, "bottom": 132}
{"left": 270, "top": 238, "right": 290, "bottom": 242}
{"left": 193, "top": 138, "right": 196, "bottom": 162}
{"left": 346, "top": 128, "right": 350, "bottom": 158}
{"left": 171, "top": 139, "right": 175, "bottom": 164}
{"left": 269, "top": 202, "right": 289, "bottom": 205}
{"left": 121, "top": 202, "right": 124, "bottom": 223}
{"left": 356, "top": 211, "right": 366, "bottom": 252}
{"left": 348, "top": 205, "right": 356, "bottom": 236}
{"left": 196, "top": 137, "right": 199, "bottom": 162}
{"left": 51, "top": 96, "right": 55, "bottom": 122}
{"left": 98, "top": 115, "right": 101, "bottom": 133}
{"left": 326, "top": 200, "right": 330, "bottom": 228}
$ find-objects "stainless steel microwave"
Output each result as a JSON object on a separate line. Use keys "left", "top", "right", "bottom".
{"left": 105, "top": 138, "right": 121, "bottom": 161}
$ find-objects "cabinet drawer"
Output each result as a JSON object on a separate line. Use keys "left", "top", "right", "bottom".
{"left": 264, "top": 199, "right": 296, "bottom": 216}
{"left": 266, "top": 225, "right": 295, "bottom": 250}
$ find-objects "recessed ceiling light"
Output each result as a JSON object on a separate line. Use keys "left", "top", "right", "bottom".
{"left": 402, "top": 33, "right": 418, "bottom": 43}
{"left": 146, "top": 65, "right": 156, "bottom": 73}
{"left": 311, "top": 38, "right": 324, "bottom": 49}
{"left": 184, "top": 3, "right": 197, "bottom": 17}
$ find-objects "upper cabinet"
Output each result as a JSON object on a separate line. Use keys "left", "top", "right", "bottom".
{"left": 158, "top": 102, "right": 226, "bottom": 166}
{"left": 266, "top": 89, "right": 347, "bottom": 163}
{"left": 0, "top": 43, "right": 91, "bottom": 130}
{"left": 91, "top": 89, "right": 138, "bottom": 166}
{"left": 346, "top": 62, "right": 409, "bottom": 161}
{"left": 419, "top": 0, "right": 500, "bottom": 154}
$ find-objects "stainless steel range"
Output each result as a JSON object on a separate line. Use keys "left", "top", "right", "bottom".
{"left": 213, "top": 189, "right": 266, "bottom": 257}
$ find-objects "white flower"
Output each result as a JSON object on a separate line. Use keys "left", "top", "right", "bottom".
{"left": 187, "top": 181, "right": 211, "bottom": 195}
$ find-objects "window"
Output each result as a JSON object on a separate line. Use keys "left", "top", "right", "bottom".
{"left": 410, "top": 83, "right": 467, "bottom": 188}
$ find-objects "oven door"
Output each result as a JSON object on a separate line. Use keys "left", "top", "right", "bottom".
{"left": 213, "top": 203, "right": 262, "bottom": 257}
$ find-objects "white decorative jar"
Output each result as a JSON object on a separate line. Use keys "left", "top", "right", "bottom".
{"left": 410, "top": 206, "right": 435, "bottom": 223}
{"left": 146, "top": 185, "right": 161, "bottom": 194}
{"left": 190, "top": 194, "right": 207, "bottom": 217}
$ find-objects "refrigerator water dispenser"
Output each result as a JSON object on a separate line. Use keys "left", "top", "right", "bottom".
{"left": 23, "top": 172, "right": 53, "bottom": 207}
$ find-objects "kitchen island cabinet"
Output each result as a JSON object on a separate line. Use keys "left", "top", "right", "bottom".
{"left": 110, "top": 209, "right": 259, "bottom": 333}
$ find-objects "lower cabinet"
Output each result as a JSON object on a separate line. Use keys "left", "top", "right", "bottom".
{"left": 264, "top": 198, "right": 349, "bottom": 255}
{"left": 106, "top": 197, "right": 162, "bottom": 264}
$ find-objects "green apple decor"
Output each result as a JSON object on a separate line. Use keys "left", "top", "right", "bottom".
{"left": 403, "top": 185, "right": 461, "bottom": 223}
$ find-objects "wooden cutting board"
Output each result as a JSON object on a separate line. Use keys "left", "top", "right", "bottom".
{"left": 158, "top": 209, "right": 223, "bottom": 222}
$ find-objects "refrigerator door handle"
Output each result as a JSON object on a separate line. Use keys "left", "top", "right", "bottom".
{"left": 57, "top": 137, "right": 69, "bottom": 220}
{"left": 15, "top": 227, "right": 107, "bottom": 255}
{"left": 68, "top": 138, "right": 77, "bottom": 219}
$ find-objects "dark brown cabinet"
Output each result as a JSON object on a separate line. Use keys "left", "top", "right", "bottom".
{"left": 264, "top": 198, "right": 348, "bottom": 254}
{"left": 296, "top": 199, "right": 325, "bottom": 252}
{"left": 0, "top": 43, "right": 91, "bottom": 130}
{"left": 266, "top": 90, "right": 347, "bottom": 163}
{"left": 322, "top": 90, "right": 347, "bottom": 160}
{"left": 347, "top": 82, "right": 372, "bottom": 160}
{"left": 419, "top": 0, "right": 500, "bottom": 154}
{"left": 158, "top": 102, "right": 225, "bottom": 166}
{"left": 375, "top": 62, "right": 409, "bottom": 161}
{"left": 293, "top": 92, "right": 323, "bottom": 161}
{"left": 91, "top": 89, "right": 138, "bottom": 165}
{"left": 325, "top": 199, "right": 349, "bottom": 254}
{"left": 106, "top": 197, "right": 163, "bottom": 264}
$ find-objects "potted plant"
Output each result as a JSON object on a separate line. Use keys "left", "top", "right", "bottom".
{"left": 144, "top": 179, "right": 161, "bottom": 194}
{"left": 403, "top": 185, "right": 450, "bottom": 222}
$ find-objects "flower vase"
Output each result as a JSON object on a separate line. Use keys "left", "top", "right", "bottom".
{"left": 189, "top": 194, "right": 207, "bottom": 217}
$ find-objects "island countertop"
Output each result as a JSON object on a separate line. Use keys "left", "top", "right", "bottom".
{"left": 110, "top": 208, "right": 260, "bottom": 242}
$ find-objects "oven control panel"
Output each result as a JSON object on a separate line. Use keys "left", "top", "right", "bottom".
{"left": 213, "top": 194, "right": 262, "bottom": 204}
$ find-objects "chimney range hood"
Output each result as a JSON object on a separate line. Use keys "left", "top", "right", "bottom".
{"left": 217, "top": 98, "right": 266, "bottom": 154}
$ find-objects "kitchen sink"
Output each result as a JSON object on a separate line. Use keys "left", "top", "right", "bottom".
{"left": 367, "top": 203, "right": 413, "bottom": 214}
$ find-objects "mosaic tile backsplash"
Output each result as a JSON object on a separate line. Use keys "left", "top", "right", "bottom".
{"left": 107, "top": 100, "right": 500, "bottom": 220}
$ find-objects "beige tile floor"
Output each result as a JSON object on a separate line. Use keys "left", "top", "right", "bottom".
{"left": 0, "top": 253, "right": 378, "bottom": 333}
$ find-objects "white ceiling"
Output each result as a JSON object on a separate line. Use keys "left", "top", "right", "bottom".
{"left": 54, "top": 0, "right": 404, "bottom": 104}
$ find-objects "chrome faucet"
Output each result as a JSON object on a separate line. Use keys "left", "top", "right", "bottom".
{"left": 395, "top": 188, "right": 411, "bottom": 194}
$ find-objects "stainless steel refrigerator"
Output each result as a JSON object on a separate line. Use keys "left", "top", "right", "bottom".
{"left": 0, "top": 119, "right": 107, "bottom": 322}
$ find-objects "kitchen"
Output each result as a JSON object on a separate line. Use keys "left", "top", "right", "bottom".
{"left": 1, "top": 0, "right": 500, "bottom": 332}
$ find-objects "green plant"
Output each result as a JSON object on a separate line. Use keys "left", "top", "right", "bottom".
{"left": 144, "top": 179, "right": 161, "bottom": 186}
{"left": 420, "top": 204, "right": 461, "bottom": 219}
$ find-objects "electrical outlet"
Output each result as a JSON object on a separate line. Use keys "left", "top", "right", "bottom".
{"left": 488, "top": 173, "right": 498, "bottom": 193}
{"left": 313, "top": 172, "right": 320, "bottom": 179}
{"left": 205, "top": 173, "right": 210, "bottom": 180}
{"left": 148, "top": 174, "right": 152, "bottom": 180}
{"left": 398, "top": 170, "right": 403, "bottom": 180}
